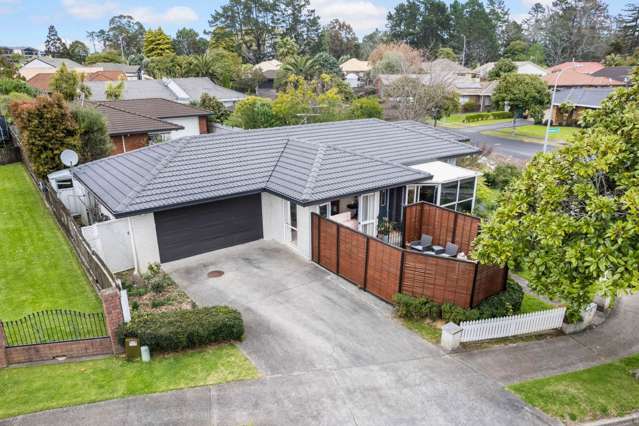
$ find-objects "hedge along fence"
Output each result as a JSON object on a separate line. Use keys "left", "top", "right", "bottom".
{"left": 311, "top": 202, "right": 507, "bottom": 308}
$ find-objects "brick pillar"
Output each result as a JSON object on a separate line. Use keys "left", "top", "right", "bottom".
{"left": 0, "top": 322, "right": 8, "bottom": 368}
{"left": 100, "top": 288, "right": 124, "bottom": 354}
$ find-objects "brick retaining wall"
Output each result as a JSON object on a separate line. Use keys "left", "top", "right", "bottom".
{"left": 5, "top": 338, "right": 112, "bottom": 364}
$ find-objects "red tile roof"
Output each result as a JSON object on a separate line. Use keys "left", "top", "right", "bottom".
{"left": 27, "top": 71, "right": 126, "bottom": 92}
{"left": 543, "top": 69, "right": 624, "bottom": 87}
{"left": 547, "top": 61, "right": 605, "bottom": 74}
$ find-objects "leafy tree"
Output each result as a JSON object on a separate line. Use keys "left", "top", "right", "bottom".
{"left": 9, "top": 94, "right": 80, "bottom": 178}
{"left": 208, "top": 0, "right": 279, "bottom": 63}
{"left": 474, "top": 70, "right": 639, "bottom": 320}
{"left": 322, "top": 19, "right": 359, "bottom": 59}
{"left": 44, "top": 25, "right": 69, "bottom": 58}
{"left": 387, "top": 0, "right": 451, "bottom": 51}
{"left": 349, "top": 96, "right": 383, "bottom": 119}
{"left": 0, "top": 92, "right": 33, "bottom": 123}
{"left": 68, "top": 41, "right": 89, "bottom": 64}
{"left": 502, "top": 20, "right": 525, "bottom": 49}
{"left": 492, "top": 74, "right": 548, "bottom": 128}
{"left": 72, "top": 107, "right": 113, "bottom": 161}
{"left": 527, "top": 42, "right": 546, "bottom": 65}
{"left": 611, "top": 3, "right": 639, "bottom": 55}
{"left": 437, "top": 47, "right": 457, "bottom": 61}
{"left": 49, "top": 64, "right": 91, "bottom": 101}
{"left": 84, "top": 50, "right": 125, "bottom": 65}
{"left": 487, "top": 0, "right": 511, "bottom": 52}
{"left": 449, "top": 0, "right": 499, "bottom": 65}
{"left": 276, "top": 36, "right": 299, "bottom": 61}
{"left": 279, "top": 55, "right": 320, "bottom": 81}
{"left": 272, "top": 74, "right": 346, "bottom": 124}
{"left": 368, "top": 42, "right": 423, "bottom": 71}
{"left": 225, "top": 96, "right": 281, "bottom": 128}
{"left": 195, "top": 93, "right": 230, "bottom": 123}
{"left": 144, "top": 54, "right": 191, "bottom": 79}
{"left": 105, "top": 80, "right": 124, "bottom": 100}
{"left": 487, "top": 58, "right": 517, "bottom": 80}
{"left": 277, "top": 0, "right": 322, "bottom": 54}
{"left": 384, "top": 76, "right": 459, "bottom": 122}
{"left": 503, "top": 40, "right": 528, "bottom": 60}
{"left": 0, "top": 56, "right": 21, "bottom": 79}
{"left": 0, "top": 78, "right": 38, "bottom": 97}
{"left": 208, "top": 27, "right": 236, "bottom": 52}
{"left": 173, "top": 28, "right": 208, "bottom": 55}
{"left": 312, "top": 52, "right": 342, "bottom": 77}
{"left": 144, "top": 28, "right": 174, "bottom": 58}
{"left": 95, "top": 15, "right": 146, "bottom": 59}
{"left": 359, "top": 29, "right": 387, "bottom": 60}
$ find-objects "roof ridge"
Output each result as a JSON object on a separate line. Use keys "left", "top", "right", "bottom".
{"left": 115, "top": 138, "right": 191, "bottom": 212}
{"left": 386, "top": 120, "right": 473, "bottom": 149}
{"left": 299, "top": 142, "right": 327, "bottom": 202}
{"left": 264, "top": 137, "right": 291, "bottom": 189}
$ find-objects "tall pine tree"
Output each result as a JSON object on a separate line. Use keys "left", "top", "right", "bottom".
{"left": 44, "top": 25, "right": 69, "bottom": 58}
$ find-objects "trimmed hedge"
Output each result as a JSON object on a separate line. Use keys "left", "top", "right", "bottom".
{"left": 462, "top": 111, "right": 514, "bottom": 123}
{"left": 118, "top": 306, "right": 244, "bottom": 352}
{"left": 395, "top": 279, "right": 524, "bottom": 323}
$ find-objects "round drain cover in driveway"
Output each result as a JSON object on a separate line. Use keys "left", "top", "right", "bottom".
{"left": 207, "top": 270, "right": 224, "bottom": 278}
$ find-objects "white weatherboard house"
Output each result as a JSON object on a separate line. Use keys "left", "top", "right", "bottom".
{"left": 71, "top": 119, "right": 480, "bottom": 272}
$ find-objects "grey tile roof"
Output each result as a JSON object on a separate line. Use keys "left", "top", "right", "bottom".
{"left": 86, "top": 80, "right": 176, "bottom": 101}
{"left": 94, "top": 98, "right": 211, "bottom": 119}
{"left": 30, "top": 56, "right": 83, "bottom": 69}
{"left": 92, "top": 103, "right": 183, "bottom": 136}
{"left": 93, "top": 62, "right": 141, "bottom": 74}
{"left": 591, "top": 66, "right": 633, "bottom": 82}
{"left": 172, "top": 77, "right": 246, "bottom": 102}
{"left": 74, "top": 119, "right": 477, "bottom": 217}
{"left": 552, "top": 87, "right": 615, "bottom": 108}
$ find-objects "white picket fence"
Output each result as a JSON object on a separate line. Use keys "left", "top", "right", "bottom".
{"left": 459, "top": 307, "right": 566, "bottom": 342}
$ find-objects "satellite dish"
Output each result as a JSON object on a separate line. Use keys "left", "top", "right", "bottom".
{"left": 60, "top": 149, "right": 79, "bottom": 168}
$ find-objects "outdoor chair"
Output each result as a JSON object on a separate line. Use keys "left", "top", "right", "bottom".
{"left": 440, "top": 242, "right": 459, "bottom": 258}
{"left": 409, "top": 234, "right": 433, "bottom": 252}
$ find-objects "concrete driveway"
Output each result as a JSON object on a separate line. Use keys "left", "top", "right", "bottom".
{"left": 4, "top": 240, "right": 553, "bottom": 426}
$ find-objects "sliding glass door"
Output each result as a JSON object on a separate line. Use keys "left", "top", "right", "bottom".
{"left": 358, "top": 192, "right": 379, "bottom": 236}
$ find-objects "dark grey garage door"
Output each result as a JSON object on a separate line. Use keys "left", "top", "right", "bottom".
{"left": 155, "top": 194, "right": 263, "bottom": 262}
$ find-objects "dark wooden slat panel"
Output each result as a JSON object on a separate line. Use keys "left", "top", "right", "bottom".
{"left": 338, "top": 227, "right": 367, "bottom": 287}
{"left": 365, "top": 240, "right": 402, "bottom": 303}
{"left": 318, "top": 218, "right": 338, "bottom": 273}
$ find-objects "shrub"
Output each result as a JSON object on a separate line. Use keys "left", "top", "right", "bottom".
{"left": 483, "top": 164, "right": 521, "bottom": 190}
{"left": 461, "top": 101, "right": 479, "bottom": 113}
{"left": 463, "top": 112, "right": 489, "bottom": 122}
{"left": 490, "top": 111, "right": 513, "bottom": 119}
{"left": 142, "top": 262, "right": 175, "bottom": 293}
{"left": 394, "top": 279, "right": 524, "bottom": 323}
{"left": 0, "top": 78, "right": 38, "bottom": 97}
{"left": 118, "top": 306, "right": 244, "bottom": 352}
{"left": 350, "top": 96, "right": 383, "bottom": 119}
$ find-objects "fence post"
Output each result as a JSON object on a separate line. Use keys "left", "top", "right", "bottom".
{"left": 440, "top": 322, "right": 462, "bottom": 351}
{"left": 0, "top": 322, "right": 7, "bottom": 368}
{"left": 100, "top": 288, "right": 124, "bottom": 354}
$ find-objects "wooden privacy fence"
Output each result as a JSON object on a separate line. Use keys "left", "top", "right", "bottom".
{"left": 11, "top": 128, "right": 118, "bottom": 291}
{"left": 459, "top": 307, "right": 566, "bottom": 342}
{"left": 311, "top": 207, "right": 507, "bottom": 308}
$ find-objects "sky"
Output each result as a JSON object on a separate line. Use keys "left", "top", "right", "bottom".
{"left": 0, "top": 0, "right": 627, "bottom": 50}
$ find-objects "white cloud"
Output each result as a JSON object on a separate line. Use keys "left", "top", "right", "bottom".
{"left": 125, "top": 6, "right": 198, "bottom": 25}
{"left": 311, "top": 0, "right": 386, "bottom": 36}
{"left": 62, "top": 0, "right": 118, "bottom": 19}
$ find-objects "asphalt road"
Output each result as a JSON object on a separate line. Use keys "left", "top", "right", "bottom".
{"left": 452, "top": 121, "right": 557, "bottom": 161}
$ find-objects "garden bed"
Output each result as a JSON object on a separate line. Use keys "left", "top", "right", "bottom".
{"left": 117, "top": 263, "right": 195, "bottom": 314}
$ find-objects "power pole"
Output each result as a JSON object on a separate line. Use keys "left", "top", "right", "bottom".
{"left": 461, "top": 35, "right": 466, "bottom": 66}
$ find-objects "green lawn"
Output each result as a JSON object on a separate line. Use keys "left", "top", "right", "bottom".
{"left": 482, "top": 124, "right": 580, "bottom": 144}
{"left": 0, "top": 344, "right": 259, "bottom": 419}
{"left": 437, "top": 113, "right": 514, "bottom": 128}
{"left": 521, "top": 294, "right": 554, "bottom": 314}
{"left": 0, "top": 163, "right": 101, "bottom": 320}
{"left": 401, "top": 318, "right": 442, "bottom": 343}
{"left": 509, "top": 354, "right": 639, "bottom": 423}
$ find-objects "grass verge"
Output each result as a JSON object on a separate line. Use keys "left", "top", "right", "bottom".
{"left": 481, "top": 124, "right": 580, "bottom": 145}
{"left": 521, "top": 294, "right": 554, "bottom": 314}
{"left": 436, "top": 113, "right": 514, "bottom": 128}
{"left": 0, "top": 163, "right": 101, "bottom": 320}
{"left": 508, "top": 353, "right": 639, "bottom": 423}
{"left": 401, "top": 318, "right": 442, "bottom": 343}
{"left": 0, "top": 344, "right": 259, "bottom": 420}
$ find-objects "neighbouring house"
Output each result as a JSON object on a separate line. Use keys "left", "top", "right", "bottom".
{"left": 18, "top": 56, "right": 103, "bottom": 80}
{"left": 550, "top": 86, "right": 615, "bottom": 125}
{"left": 254, "top": 59, "right": 282, "bottom": 97}
{"left": 473, "top": 61, "right": 547, "bottom": 79}
{"left": 547, "top": 61, "right": 605, "bottom": 74}
{"left": 0, "top": 46, "right": 40, "bottom": 57}
{"left": 375, "top": 74, "right": 495, "bottom": 110}
{"left": 90, "top": 62, "right": 144, "bottom": 80}
{"left": 423, "top": 58, "right": 477, "bottom": 79}
{"left": 340, "top": 58, "right": 371, "bottom": 88}
{"left": 85, "top": 77, "right": 246, "bottom": 108}
{"left": 591, "top": 66, "right": 634, "bottom": 84}
{"left": 90, "top": 98, "right": 212, "bottom": 155}
{"left": 27, "top": 70, "right": 126, "bottom": 93}
{"left": 71, "top": 118, "right": 480, "bottom": 272}
{"left": 543, "top": 69, "right": 625, "bottom": 88}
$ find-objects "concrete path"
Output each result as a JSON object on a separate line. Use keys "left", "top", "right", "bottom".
{"left": 2, "top": 241, "right": 553, "bottom": 426}
{"left": 453, "top": 293, "right": 639, "bottom": 384}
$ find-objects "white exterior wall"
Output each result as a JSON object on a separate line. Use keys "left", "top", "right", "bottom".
{"left": 165, "top": 116, "right": 201, "bottom": 139}
{"left": 129, "top": 213, "right": 161, "bottom": 272}
{"left": 261, "top": 192, "right": 318, "bottom": 260}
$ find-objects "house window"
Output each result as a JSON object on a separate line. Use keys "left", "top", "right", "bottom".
{"left": 286, "top": 201, "right": 298, "bottom": 244}
{"left": 418, "top": 185, "right": 437, "bottom": 203}
{"left": 359, "top": 193, "right": 377, "bottom": 236}
{"left": 149, "top": 132, "right": 170, "bottom": 144}
{"left": 440, "top": 177, "right": 476, "bottom": 212}
{"left": 406, "top": 185, "right": 417, "bottom": 204}
{"left": 55, "top": 178, "right": 73, "bottom": 189}
{"left": 319, "top": 202, "right": 330, "bottom": 218}
{"left": 380, "top": 190, "right": 387, "bottom": 206}
{"left": 440, "top": 182, "right": 458, "bottom": 205}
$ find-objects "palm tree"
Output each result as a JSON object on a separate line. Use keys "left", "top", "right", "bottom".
{"left": 280, "top": 55, "right": 320, "bottom": 80}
